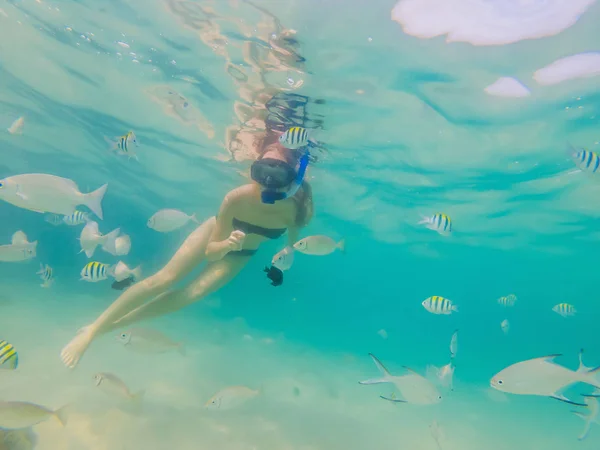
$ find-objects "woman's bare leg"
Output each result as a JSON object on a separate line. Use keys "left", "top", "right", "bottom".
{"left": 100, "top": 254, "right": 251, "bottom": 335}
{"left": 60, "top": 217, "right": 217, "bottom": 369}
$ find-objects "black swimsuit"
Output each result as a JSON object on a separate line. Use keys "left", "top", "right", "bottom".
{"left": 228, "top": 218, "right": 286, "bottom": 256}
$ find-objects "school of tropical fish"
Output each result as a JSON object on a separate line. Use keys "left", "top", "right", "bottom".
{"left": 1, "top": 124, "right": 598, "bottom": 445}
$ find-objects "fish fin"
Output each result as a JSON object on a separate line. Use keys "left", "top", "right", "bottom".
{"left": 54, "top": 404, "right": 71, "bottom": 426}
{"left": 380, "top": 395, "right": 406, "bottom": 403}
{"left": 426, "top": 365, "right": 442, "bottom": 383}
{"left": 572, "top": 410, "right": 589, "bottom": 420}
{"left": 551, "top": 394, "right": 586, "bottom": 407}
{"left": 452, "top": 305, "right": 459, "bottom": 312}
{"left": 577, "top": 349, "right": 593, "bottom": 373}
{"left": 337, "top": 239, "right": 346, "bottom": 253}
{"left": 84, "top": 249, "right": 94, "bottom": 258}
{"left": 418, "top": 215, "right": 431, "bottom": 225}
{"left": 83, "top": 184, "right": 108, "bottom": 220}
{"left": 131, "top": 265, "right": 142, "bottom": 281}
{"left": 101, "top": 228, "right": 120, "bottom": 254}
{"left": 368, "top": 353, "right": 393, "bottom": 379}
{"left": 11, "top": 231, "right": 28, "bottom": 245}
{"left": 36, "top": 263, "right": 44, "bottom": 275}
{"left": 401, "top": 366, "right": 420, "bottom": 375}
{"left": 582, "top": 394, "right": 600, "bottom": 398}
{"left": 190, "top": 213, "right": 200, "bottom": 224}
{"left": 359, "top": 377, "right": 389, "bottom": 385}
{"left": 15, "top": 185, "right": 27, "bottom": 200}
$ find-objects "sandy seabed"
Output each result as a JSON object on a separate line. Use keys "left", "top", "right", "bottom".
{"left": 0, "top": 282, "right": 596, "bottom": 450}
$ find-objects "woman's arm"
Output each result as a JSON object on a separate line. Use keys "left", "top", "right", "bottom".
{"left": 205, "top": 188, "right": 246, "bottom": 261}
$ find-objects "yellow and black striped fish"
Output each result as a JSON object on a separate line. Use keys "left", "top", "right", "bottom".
{"left": 63, "top": 210, "right": 89, "bottom": 226}
{"left": 552, "top": 303, "right": 576, "bottom": 317}
{"left": 570, "top": 146, "right": 600, "bottom": 173}
{"left": 279, "top": 127, "right": 309, "bottom": 150}
{"left": 0, "top": 340, "right": 18, "bottom": 370}
{"left": 419, "top": 213, "right": 452, "bottom": 236}
{"left": 498, "top": 294, "right": 517, "bottom": 307}
{"left": 109, "top": 131, "right": 138, "bottom": 160}
{"left": 422, "top": 296, "right": 458, "bottom": 315}
{"left": 80, "top": 261, "right": 113, "bottom": 282}
{"left": 37, "top": 263, "right": 54, "bottom": 288}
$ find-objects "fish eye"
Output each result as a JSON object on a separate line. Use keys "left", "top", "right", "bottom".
{"left": 438, "top": 395, "right": 442, "bottom": 400}
{"left": 183, "top": 102, "right": 189, "bottom": 108}
{"left": 497, "top": 380, "right": 503, "bottom": 385}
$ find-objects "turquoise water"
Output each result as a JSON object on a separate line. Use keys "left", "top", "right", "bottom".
{"left": 1, "top": 0, "right": 600, "bottom": 448}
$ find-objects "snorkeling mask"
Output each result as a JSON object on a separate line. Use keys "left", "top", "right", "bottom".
{"left": 251, "top": 148, "right": 310, "bottom": 204}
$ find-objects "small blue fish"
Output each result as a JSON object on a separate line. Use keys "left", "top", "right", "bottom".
{"left": 37, "top": 263, "right": 53, "bottom": 288}
{"left": 569, "top": 145, "right": 600, "bottom": 173}
{"left": 0, "top": 341, "right": 18, "bottom": 370}
{"left": 80, "top": 261, "right": 113, "bottom": 282}
{"left": 419, "top": 213, "right": 452, "bottom": 236}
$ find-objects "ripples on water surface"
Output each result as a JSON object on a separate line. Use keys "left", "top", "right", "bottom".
{"left": 1, "top": 0, "right": 600, "bottom": 449}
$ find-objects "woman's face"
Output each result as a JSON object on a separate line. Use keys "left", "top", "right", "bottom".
{"left": 251, "top": 142, "right": 299, "bottom": 193}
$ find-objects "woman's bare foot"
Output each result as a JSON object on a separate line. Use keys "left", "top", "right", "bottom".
{"left": 60, "top": 326, "right": 95, "bottom": 369}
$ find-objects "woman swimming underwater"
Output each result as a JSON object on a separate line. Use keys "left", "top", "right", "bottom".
{"left": 60, "top": 130, "right": 314, "bottom": 369}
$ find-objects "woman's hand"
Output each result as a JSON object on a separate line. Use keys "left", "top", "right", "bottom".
{"left": 227, "top": 230, "right": 246, "bottom": 252}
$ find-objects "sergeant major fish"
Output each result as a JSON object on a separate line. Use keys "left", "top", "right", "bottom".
{"left": 279, "top": 127, "right": 310, "bottom": 149}
{"left": 422, "top": 296, "right": 458, "bottom": 315}
{"left": 80, "top": 261, "right": 114, "bottom": 282}
{"left": 0, "top": 340, "right": 18, "bottom": 370}
{"left": 569, "top": 145, "right": 600, "bottom": 174}
{"left": 37, "top": 263, "right": 53, "bottom": 288}
{"left": 107, "top": 131, "right": 139, "bottom": 160}
{"left": 419, "top": 213, "right": 452, "bottom": 236}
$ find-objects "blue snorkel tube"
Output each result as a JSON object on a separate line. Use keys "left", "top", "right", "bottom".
{"left": 261, "top": 148, "right": 310, "bottom": 204}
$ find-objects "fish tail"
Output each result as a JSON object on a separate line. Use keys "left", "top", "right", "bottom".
{"left": 452, "top": 304, "right": 459, "bottom": 313}
{"left": 104, "top": 135, "right": 118, "bottom": 151}
{"left": 418, "top": 215, "right": 431, "bottom": 226}
{"left": 101, "top": 228, "right": 121, "bottom": 254}
{"left": 54, "top": 405, "right": 70, "bottom": 426}
{"left": 190, "top": 213, "right": 200, "bottom": 224}
{"left": 36, "top": 263, "right": 44, "bottom": 275}
{"left": 83, "top": 184, "right": 108, "bottom": 220}
{"left": 337, "top": 239, "right": 346, "bottom": 254}
{"left": 583, "top": 365, "right": 600, "bottom": 389}
{"left": 359, "top": 353, "right": 393, "bottom": 385}
{"left": 131, "top": 265, "right": 143, "bottom": 281}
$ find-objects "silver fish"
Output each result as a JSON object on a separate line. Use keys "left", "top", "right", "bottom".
{"left": 116, "top": 328, "right": 184, "bottom": 355}
{"left": 359, "top": 353, "right": 442, "bottom": 405}
{"left": 0, "top": 401, "right": 67, "bottom": 429}
{"left": 490, "top": 350, "right": 600, "bottom": 405}
{"left": 205, "top": 386, "right": 259, "bottom": 410}
{"left": 0, "top": 231, "right": 37, "bottom": 262}
{"left": 93, "top": 372, "right": 144, "bottom": 404}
